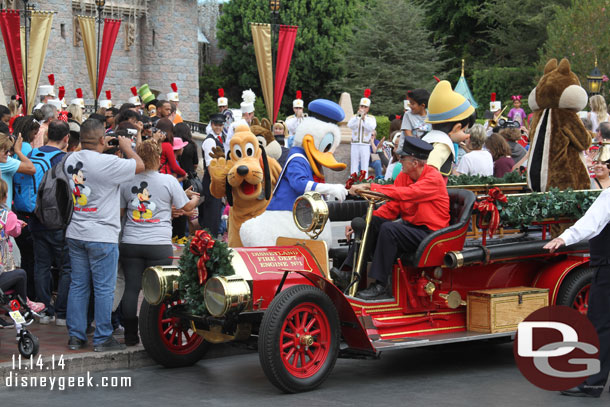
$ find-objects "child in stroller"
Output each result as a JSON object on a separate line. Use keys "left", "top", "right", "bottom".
{"left": 0, "top": 178, "right": 44, "bottom": 357}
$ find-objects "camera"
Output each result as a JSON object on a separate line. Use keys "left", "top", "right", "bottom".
{"left": 498, "top": 119, "right": 520, "bottom": 129}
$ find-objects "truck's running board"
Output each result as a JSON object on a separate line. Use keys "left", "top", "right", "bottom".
{"left": 372, "top": 331, "right": 515, "bottom": 351}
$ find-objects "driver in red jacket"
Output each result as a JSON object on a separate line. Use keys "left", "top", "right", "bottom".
{"left": 334, "top": 136, "right": 450, "bottom": 300}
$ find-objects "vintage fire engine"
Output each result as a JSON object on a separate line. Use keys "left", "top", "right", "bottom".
{"left": 139, "top": 189, "right": 591, "bottom": 393}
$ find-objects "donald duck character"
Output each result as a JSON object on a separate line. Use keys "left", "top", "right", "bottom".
{"left": 240, "top": 99, "right": 348, "bottom": 247}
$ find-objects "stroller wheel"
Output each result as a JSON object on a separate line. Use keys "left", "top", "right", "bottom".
{"left": 18, "top": 331, "right": 39, "bottom": 358}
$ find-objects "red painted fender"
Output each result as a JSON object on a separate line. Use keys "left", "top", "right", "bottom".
{"left": 281, "top": 270, "right": 375, "bottom": 354}
{"left": 532, "top": 255, "right": 589, "bottom": 304}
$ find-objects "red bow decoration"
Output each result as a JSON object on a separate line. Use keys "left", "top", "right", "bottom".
{"left": 189, "top": 230, "right": 216, "bottom": 285}
{"left": 218, "top": 88, "right": 224, "bottom": 97}
{"left": 511, "top": 95, "right": 522, "bottom": 101}
{"left": 345, "top": 170, "right": 374, "bottom": 189}
{"left": 474, "top": 187, "right": 507, "bottom": 238}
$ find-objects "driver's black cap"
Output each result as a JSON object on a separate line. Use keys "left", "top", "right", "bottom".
{"left": 397, "top": 136, "right": 433, "bottom": 160}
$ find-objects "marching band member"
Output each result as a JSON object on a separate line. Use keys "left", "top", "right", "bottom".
{"left": 348, "top": 88, "right": 376, "bottom": 177}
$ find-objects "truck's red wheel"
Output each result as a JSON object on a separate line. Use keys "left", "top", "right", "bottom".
{"left": 259, "top": 285, "right": 340, "bottom": 393}
{"left": 556, "top": 267, "right": 593, "bottom": 315}
{"left": 139, "top": 298, "right": 209, "bottom": 367}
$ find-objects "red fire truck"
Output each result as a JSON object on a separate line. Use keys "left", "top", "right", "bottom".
{"left": 139, "top": 189, "right": 591, "bottom": 393}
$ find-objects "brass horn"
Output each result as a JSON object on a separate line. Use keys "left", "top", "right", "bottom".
{"left": 489, "top": 105, "right": 508, "bottom": 128}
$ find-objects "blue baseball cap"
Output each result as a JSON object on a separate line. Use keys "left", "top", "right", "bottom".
{"left": 308, "top": 99, "right": 345, "bottom": 123}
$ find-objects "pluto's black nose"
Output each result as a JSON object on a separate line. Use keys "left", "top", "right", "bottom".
{"left": 237, "top": 165, "right": 249, "bottom": 176}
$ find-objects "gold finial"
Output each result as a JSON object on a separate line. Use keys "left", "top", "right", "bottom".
{"left": 595, "top": 56, "right": 598, "bottom": 68}
{"left": 461, "top": 59, "right": 465, "bottom": 77}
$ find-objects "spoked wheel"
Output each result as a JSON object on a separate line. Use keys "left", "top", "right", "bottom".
{"left": 18, "top": 331, "right": 39, "bottom": 358}
{"left": 571, "top": 284, "right": 590, "bottom": 315}
{"left": 139, "top": 298, "right": 209, "bottom": 367}
{"left": 556, "top": 267, "right": 593, "bottom": 315}
{"left": 259, "top": 285, "right": 340, "bottom": 393}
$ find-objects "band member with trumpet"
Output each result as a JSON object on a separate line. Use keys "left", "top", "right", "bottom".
{"left": 483, "top": 92, "right": 506, "bottom": 136}
{"left": 332, "top": 137, "right": 449, "bottom": 300}
{"left": 348, "top": 88, "right": 377, "bottom": 177}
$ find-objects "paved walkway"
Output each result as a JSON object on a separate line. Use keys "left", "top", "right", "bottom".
{"left": 0, "top": 315, "right": 154, "bottom": 385}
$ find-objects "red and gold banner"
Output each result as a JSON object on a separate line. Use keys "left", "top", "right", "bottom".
{"left": 0, "top": 10, "right": 25, "bottom": 105}
{"left": 96, "top": 18, "right": 121, "bottom": 98}
{"left": 250, "top": 23, "right": 273, "bottom": 121}
{"left": 273, "top": 25, "right": 298, "bottom": 122}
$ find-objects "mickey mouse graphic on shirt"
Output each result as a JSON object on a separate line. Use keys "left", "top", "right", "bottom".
{"left": 130, "top": 182, "right": 157, "bottom": 220}
{"left": 67, "top": 161, "right": 91, "bottom": 207}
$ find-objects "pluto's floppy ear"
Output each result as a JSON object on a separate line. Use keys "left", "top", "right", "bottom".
{"left": 260, "top": 145, "right": 271, "bottom": 200}
{"left": 225, "top": 179, "right": 233, "bottom": 206}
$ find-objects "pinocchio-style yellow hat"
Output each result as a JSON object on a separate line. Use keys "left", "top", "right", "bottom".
{"left": 426, "top": 80, "right": 475, "bottom": 124}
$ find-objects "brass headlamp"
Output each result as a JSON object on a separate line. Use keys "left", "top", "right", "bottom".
{"left": 142, "top": 266, "right": 181, "bottom": 305}
{"left": 292, "top": 191, "right": 329, "bottom": 239}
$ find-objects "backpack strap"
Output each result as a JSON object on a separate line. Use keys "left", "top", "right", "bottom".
{"left": 55, "top": 152, "right": 72, "bottom": 180}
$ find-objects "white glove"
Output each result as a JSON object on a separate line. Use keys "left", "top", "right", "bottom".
{"left": 315, "top": 183, "right": 347, "bottom": 202}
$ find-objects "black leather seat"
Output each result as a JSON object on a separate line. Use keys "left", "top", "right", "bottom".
{"left": 405, "top": 189, "right": 475, "bottom": 266}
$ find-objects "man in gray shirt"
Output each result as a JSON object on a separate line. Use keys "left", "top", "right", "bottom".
{"left": 65, "top": 119, "right": 144, "bottom": 352}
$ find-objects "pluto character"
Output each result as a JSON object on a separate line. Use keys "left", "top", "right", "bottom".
{"left": 207, "top": 125, "right": 282, "bottom": 247}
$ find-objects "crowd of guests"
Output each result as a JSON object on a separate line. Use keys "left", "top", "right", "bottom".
{"left": 0, "top": 93, "right": 202, "bottom": 352}
{"left": 355, "top": 89, "right": 609, "bottom": 189}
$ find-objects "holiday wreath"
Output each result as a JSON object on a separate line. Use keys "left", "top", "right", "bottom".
{"left": 177, "top": 230, "right": 235, "bottom": 315}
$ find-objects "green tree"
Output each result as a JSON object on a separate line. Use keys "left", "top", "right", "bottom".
{"left": 540, "top": 0, "right": 610, "bottom": 89}
{"left": 416, "top": 0, "right": 488, "bottom": 62}
{"left": 199, "top": 64, "right": 225, "bottom": 122}
{"left": 334, "top": 0, "right": 444, "bottom": 115}
{"left": 217, "top": 0, "right": 359, "bottom": 118}
{"left": 477, "top": 0, "right": 570, "bottom": 67}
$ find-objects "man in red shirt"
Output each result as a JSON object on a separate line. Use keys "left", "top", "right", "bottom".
{"left": 341, "top": 136, "right": 449, "bottom": 300}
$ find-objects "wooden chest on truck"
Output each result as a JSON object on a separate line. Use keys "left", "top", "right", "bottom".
{"left": 467, "top": 287, "right": 549, "bottom": 333}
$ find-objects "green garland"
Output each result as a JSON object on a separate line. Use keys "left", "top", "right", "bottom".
{"left": 177, "top": 235, "right": 235, "bottom": 315}
{"left": 447, "top": 171, "right": 526, "bottom": 186}
{"left": 496, "top": 188, "right": 601, "bottom": 228}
